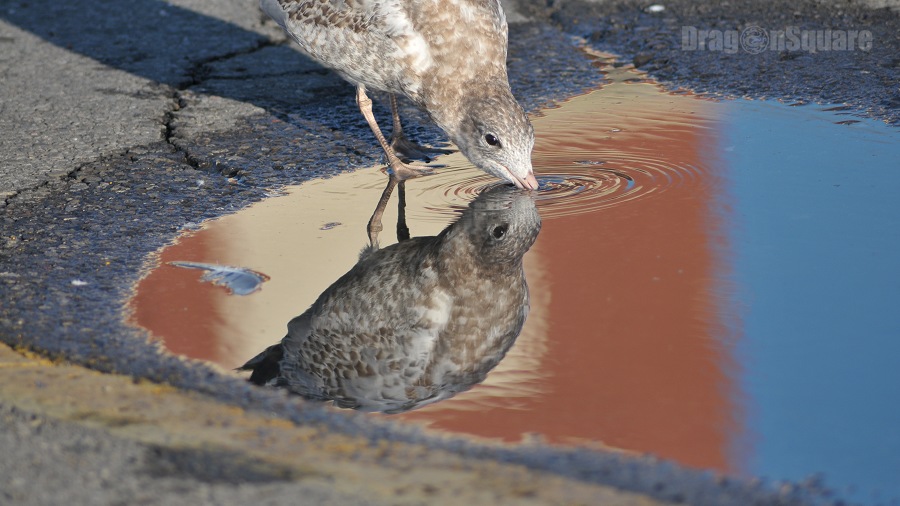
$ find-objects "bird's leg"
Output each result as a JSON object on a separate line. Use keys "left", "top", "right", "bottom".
{"left": 367, "top": 176, "right": 398, "bottom": 247}
{"left": 390, "top": 93, "right": 404, "bottom": 141}
{"left": 396, "top": 180, "right": 410, "bottom": 242}
{"left": 367, "top": 179, "right": 410, "bottom": 247}
{"left": 389, "top": 94, "right": 452, "bottom": 162}
{"left": 356, "top": 85, "right": 432, "bottom": 181}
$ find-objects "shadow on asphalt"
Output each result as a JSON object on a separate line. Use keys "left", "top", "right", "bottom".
{"left": 3, "top": 1, "right": 279, "bottom": 88}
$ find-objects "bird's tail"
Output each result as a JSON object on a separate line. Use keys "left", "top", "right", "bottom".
{"left": 237, "top": 343, "right": 284, "bottom": 386}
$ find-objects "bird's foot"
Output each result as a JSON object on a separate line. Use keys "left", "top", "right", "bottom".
{"left": 383, "top": 162, "right": 435, "bottom": 182}
{"left": 390, "top": 134, "right": 453, "bottom": 163}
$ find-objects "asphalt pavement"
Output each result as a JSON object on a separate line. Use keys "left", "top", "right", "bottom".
{"left": 0, "top": 0, "right": 897, "bottom": 504}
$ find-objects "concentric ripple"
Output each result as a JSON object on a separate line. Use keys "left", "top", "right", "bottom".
{"left": 400, "top": 154, "right": 709, "bottom": 222}
{"left": 383, "top": 80, "right": 718, "bottom": 223}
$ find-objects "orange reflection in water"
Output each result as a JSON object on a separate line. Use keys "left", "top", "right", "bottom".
{"left": 131, "top": 234, "right": 236, "bottom": 364}
{"left": 395, "top": 82, "right": 742, "bottom": 473}
{"left": 129, "top": 65, "right": 743, "bottom": 476}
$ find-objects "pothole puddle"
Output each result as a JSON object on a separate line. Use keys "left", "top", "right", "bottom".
{"left": 128, "top": 55, "right": 900, "bottom": 503}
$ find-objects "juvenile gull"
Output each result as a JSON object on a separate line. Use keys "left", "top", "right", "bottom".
{"left": 239, "top": 185, "right": 541, "bottom": 413}
{"left": 260, "top": 0, "right": 539, "bottom": 189}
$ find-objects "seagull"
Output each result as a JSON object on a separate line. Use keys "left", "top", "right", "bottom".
{"left": 260, "top": 0, "right": 539, "bottom": 189}
{"left": 239, "top": 185, "right": 542, "bottom": 413}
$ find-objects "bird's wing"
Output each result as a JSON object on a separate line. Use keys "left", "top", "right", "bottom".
{"left": 285, "top": 312, "right": 313, "bottom": 343}
{"left": 260, "top": 0, "right": 292, "bottom": 32}
{"left": 262, "top": 0, "right": 376, "bottom": 35}
{"left": 261, "top": 0, "right": 428, "bottom": 92}
{"left": 308, "top": 238, "right": 446, "bottom": 344}
{"left": 467, "top": 0, "right": 508, "bottom": 46}
{"left": 275, "top": 238, "right": 448, "bottom": 403}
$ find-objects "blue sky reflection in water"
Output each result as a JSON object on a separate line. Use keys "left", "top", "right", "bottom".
{"left": 720, "top": 100, "right": 900, "bottom": 503}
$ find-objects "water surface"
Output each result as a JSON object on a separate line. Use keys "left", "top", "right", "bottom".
{"left": 128, "top": 57, "right": 900, "bottom": 503}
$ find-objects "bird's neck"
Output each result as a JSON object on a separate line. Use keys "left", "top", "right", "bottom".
{"left": 423, "top": 73, "right": 513, "bottom": 137}
{"left": 434, "top": 230, "right": 522, "bottom": 283}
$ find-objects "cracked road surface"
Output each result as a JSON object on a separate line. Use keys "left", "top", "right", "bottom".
{"left": 1, "top": 0, "right": 896, "bottom": 504}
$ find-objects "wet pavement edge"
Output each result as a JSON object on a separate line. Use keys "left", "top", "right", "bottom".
{"left": 0, "top": 343, "right": 670, "bottom": 505}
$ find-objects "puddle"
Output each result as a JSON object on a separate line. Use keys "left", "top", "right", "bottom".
{"left": 128, "top": 56, "right": 900, "bottom": 503}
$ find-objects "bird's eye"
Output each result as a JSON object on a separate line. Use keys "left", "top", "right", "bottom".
{"left": 491, "top": 224, "right": 508, "bottom": 239}
{"left": 485, "top": 134, "right": 500, "bottom": 147}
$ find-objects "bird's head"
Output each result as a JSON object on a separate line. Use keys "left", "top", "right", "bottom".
{"left": 452, "top": 84, "right": 538, "bottom": 190}
{"left": 449, "top": 185, "right": 541, "bottom": 267}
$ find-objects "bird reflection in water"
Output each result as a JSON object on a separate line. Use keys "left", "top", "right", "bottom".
{"left": 240, "top": 184, "right": 541, "bottom": 413}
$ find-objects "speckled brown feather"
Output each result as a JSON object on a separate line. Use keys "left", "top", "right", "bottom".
{"left": 241, "top": 186, "right": 541, "bottom": 413}
{"left": 260, "top": 0, "right": 535, "bottom": 187}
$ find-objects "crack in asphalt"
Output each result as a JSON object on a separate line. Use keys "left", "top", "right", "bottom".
{"left": 2, "top": 42, "right": 281, "bottom": 209}
{"left": 164, "top": 38, "right": 288, "bottom": 173}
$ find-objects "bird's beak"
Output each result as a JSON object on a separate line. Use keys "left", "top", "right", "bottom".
{"left": 511, "top": 171, "right": 539, "bottom": 191}
{"left": 497, "top": 163, "right": 539, "bottom": 191}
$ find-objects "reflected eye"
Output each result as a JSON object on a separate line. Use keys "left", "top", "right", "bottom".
{"left": 485, "top": 134, "right": 500, "bottom": 147}
{"left": 491, "top": 224, "right": 508, "bottom": 239}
